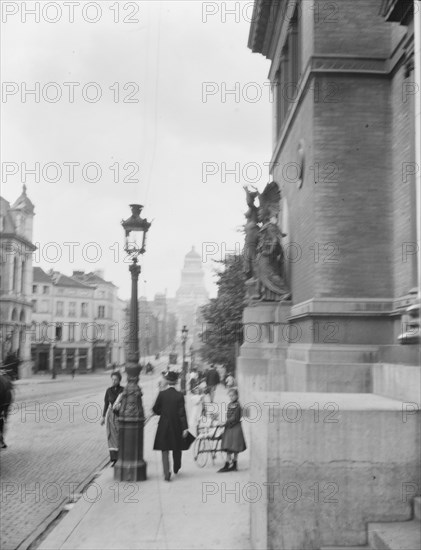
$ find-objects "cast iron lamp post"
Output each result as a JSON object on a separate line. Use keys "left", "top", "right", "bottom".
{"left": 180, "top": 325, "right": 188, "bottom": 395}
{"left": 189, "top": 344, "right": 194, "bottom": 368}
{"left": 115, "top": 204, "right": 151, "bottom": 482}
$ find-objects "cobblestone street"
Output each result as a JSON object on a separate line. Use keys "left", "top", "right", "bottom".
{"left": 0, "top": 370, "right": 161, "bottom": 550}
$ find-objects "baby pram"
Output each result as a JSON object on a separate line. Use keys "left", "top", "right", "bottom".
{"left": 193, "top": 409, "right": 224, "bottom": 467}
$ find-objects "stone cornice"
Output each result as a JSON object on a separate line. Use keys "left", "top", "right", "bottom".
{"left": 288, "top": 296, "right": 419, "bottom": 319}
{"left": 0, "top": 233, "right": 37, "bottom": 252}
{"left": 248, "top": 0, "right": 271, "bottom": 54}
{"left": 289, "top": 297, "right": 395, "bottom": 320}
{"left": 269, "top": 49, "right": 413, "bottom": 168}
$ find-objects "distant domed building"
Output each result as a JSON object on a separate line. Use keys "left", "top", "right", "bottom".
{"left": 175, "top": 246, "right": 209, "bottom": 333}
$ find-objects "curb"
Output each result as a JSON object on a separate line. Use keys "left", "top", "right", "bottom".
{"left": 15, "top": 456, "right": 110, "bottom": 550}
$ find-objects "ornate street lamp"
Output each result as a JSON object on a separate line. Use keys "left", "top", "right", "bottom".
{"left": 115, "top": 204, "right": 151, "bottom": 482}
{"left": 180, "top": 325, "right": 188, "bottom": 395}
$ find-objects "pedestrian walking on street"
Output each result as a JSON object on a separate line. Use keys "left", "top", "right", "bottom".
{"left": 205, "top": 365, "right": 220, "bottom": 402}
{"left": 217, "top": 388, "right": 246, "bottom": 473}
{"left": 100, "top": 371, "right": 124, "bottom": 466}
{"left": 152, "top": 371, "right": 189, "bottom": 481}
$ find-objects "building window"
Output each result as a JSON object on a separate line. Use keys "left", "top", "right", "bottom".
{"left": 30, "top": 322, "right": 37, "bottom": 342}
{"left": 40, "top": 300, "right": 49, "bottom": 313}
{"left": 21, "top": 260, "right": 26, "bottom": 293}
{"left": 55, "top": 324, "right": 63, "bottom": 341}
{"left": 42, "top": 286, "right": 49, "bottom": 295}
{"left": 32, "top": 299, "right": 37, "bottom": 313}
{"left": 33, "top": 284, "right": 37, "bottom": 294}
{"left": 98, "top": 305, "right": 105, "bottom": 319}
{"left": 81, "top": 322, "right": 88, "bottom": 342}
{"left": 98, "top": 324, "right": 106, "bottom": 340}
{"left": 81, "top": 303, "right": 88, "bottom": 317}
{"left": 41, "top": 322, "right": 49, "bottom": 341}
{"left": 68, "top": 323, "right": 76, "bottom": 342}
{"left": 12, "top": 257, "right": 18, "bottom": 291}
{"left": 56, "top": 301, "right": 64, "bottom": 316}
{"left": 68, "top": 302, "right": 76, "bottom": 317}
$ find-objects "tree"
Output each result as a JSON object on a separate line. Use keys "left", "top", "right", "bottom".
{"left": 199, "top": 254, "right": 246, "bottom": 373}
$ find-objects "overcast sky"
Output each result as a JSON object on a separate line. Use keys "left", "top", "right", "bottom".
{"left": 1, "top": 0, "right": 272, "bottom": 300}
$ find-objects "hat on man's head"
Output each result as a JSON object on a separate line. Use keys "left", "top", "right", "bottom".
{"left": 166, "top": 371, "right": 179, "bottom": 383}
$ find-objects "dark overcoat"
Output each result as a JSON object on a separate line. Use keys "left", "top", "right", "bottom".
{"left": 153, "top": 387, "right": 188, "bottom": 451}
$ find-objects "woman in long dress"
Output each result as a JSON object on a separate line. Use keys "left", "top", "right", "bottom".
{"left": 100, "top": 371, "right": 124, "bottom": 466}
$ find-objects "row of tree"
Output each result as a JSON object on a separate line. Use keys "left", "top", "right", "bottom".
{"left": 199, "top": 254, "right": 246, "bottom": 374}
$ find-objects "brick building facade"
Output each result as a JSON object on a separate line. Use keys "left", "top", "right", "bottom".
{"left": 247, "top": 0, "right": 418, "bottom": 350}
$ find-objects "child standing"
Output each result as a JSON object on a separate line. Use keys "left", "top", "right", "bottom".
{"left": 217, "top": 388, "right": 246, "bottom": 472}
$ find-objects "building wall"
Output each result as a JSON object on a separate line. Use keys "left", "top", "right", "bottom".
{"left": 313, "top": 0, "right": 391, "bottom": 57}
{"left": 390, "top": 59, "right": 418, "bottom": 297}
{"left": 273, "top": 89, "right": 315, "bottom": 303}
{"left": 313, "top": 73, "right": 393, "bottom": 298}
{"left": 271, "top": 0, "right": 416, "bottom": 305}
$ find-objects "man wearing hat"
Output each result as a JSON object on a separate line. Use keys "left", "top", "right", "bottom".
{"left": 152, "top": 370, "right": 189, "bottom": 481}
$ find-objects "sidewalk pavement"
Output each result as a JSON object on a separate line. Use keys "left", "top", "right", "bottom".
{"left": 14, "top": 372, "right": 109, "bottom": 386}
{"left": 38, "top": 386, "right": 251, "bottom": 550}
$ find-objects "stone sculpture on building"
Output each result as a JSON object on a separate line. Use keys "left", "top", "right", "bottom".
{"left": 243, "top": 181, "right": 290, "bottom": 302}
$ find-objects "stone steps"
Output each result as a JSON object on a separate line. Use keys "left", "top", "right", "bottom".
{"left": 368, "top": 520, "right": 421, "bottom": 550}
{"left": 321, "top": 498, "right": 421, "bottom": 550}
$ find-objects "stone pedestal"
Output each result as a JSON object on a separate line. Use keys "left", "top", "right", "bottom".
{"left": 249, "top": 391, "right": 421, "bottom": 550}
{"left": 237, "top": 301, "right": 291, "bottom": 404}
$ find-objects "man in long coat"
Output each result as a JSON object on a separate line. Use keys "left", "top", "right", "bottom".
{"left": 153, "top": 371, "right": 188, "bottom": 481}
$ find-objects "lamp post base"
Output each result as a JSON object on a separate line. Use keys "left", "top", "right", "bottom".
{"left": 114, "top": 459, "right": 147, "bottom": 482}
{"left": 114, "top": 380, "right": 147, "bottom": 482}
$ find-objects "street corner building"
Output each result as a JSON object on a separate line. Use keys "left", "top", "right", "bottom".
{"left": 0, "top": 186, "right": 36, "bottom": 379}
{"left": 237, "top": 1, "right": 420, "bottom": 549}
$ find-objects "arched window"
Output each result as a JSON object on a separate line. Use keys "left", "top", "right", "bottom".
{"left": 31, "top": 321, "right": 37, "bottom": 342}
